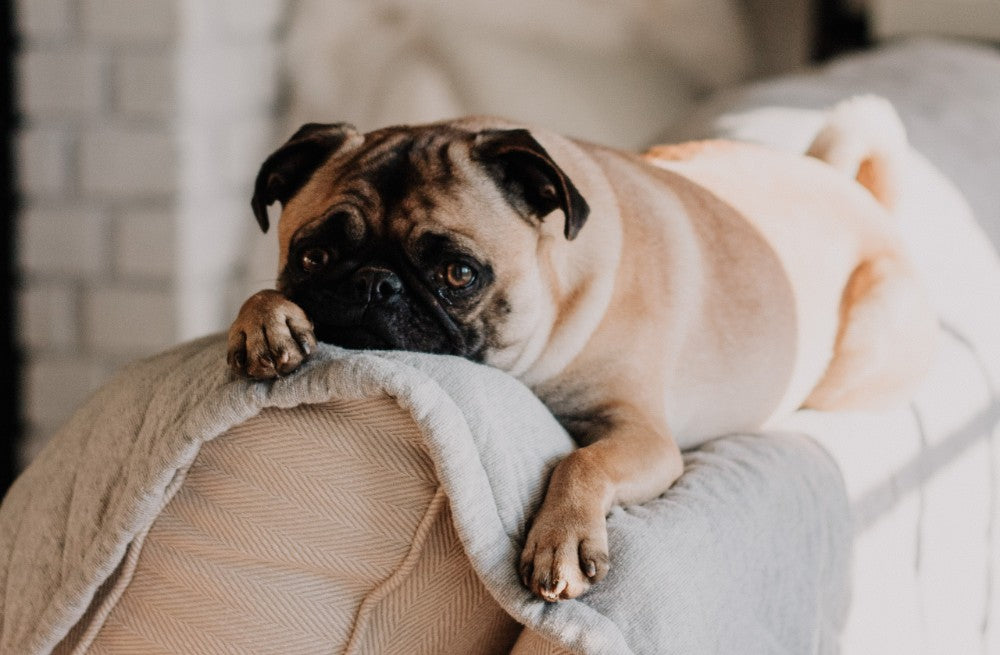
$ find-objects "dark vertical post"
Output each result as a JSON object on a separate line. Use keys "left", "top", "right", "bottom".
{"left": 1, "top": 0, "right": 22, "bottom": 495}
{"left": 813, "top": 0, "right": 871, "bottom": 62}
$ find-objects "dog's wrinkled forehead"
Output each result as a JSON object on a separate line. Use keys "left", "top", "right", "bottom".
{"left": 254, "top": 119, "right": 590, "bottom": 268}
{"left": 275, "top": 125, "right": 476, "bottom": 254}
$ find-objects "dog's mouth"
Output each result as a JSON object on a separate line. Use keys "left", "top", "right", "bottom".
{"left": 304, "top": 300, "right": 461, "bottom": 355}
{"left": 316, "top": 323, "right": 395, "bottom": 350}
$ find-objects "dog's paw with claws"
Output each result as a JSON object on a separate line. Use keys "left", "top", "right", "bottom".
{"left": 227, "top": 289, "right": 317, "bottom": 379}
{"left": 520, "top": 504, "right": 610, "bottom": 602}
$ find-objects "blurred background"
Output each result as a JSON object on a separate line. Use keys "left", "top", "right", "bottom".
{"left": 2, "top": 0, "right": 998, "bottom": 486}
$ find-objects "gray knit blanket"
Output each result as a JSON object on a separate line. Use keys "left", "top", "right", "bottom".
{"left": 0, "top": 335, "right": 851, "bottom": 654}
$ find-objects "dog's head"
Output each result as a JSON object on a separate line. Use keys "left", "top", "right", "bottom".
{"left": 251, "top": 120, "right": 590, "bottom": 362}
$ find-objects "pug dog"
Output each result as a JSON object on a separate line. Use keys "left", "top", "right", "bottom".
{"left": 228, "top": 97, "right": 936, "bottom": 602}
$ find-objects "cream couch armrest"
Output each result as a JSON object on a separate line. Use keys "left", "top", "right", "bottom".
{"left": 511, "top": 628, "right": 577, "bottom": 655}
{"left": 68, "top": 397, "right": 520, "bottom": 654}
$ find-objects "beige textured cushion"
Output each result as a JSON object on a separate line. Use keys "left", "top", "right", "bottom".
{"left": 65, "top": 398, "right": 521, "bottom": 654}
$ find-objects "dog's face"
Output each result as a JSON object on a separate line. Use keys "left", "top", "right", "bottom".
{"left": 251, "top": 121, "right": 590, "bottom": 364}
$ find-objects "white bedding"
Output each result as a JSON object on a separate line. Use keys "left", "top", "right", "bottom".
{"left": 671, "top": 38, "right": 1000, "bottom": 653}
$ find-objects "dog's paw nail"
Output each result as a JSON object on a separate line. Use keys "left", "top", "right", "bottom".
{"left": 520, "top": 563, "right": 533, "bottom": 588}
{"left": 539, "top": 580, "right": 564, "bottom": 602}
{"left": 583, "top": 560, "right": 597, "bottom": 579}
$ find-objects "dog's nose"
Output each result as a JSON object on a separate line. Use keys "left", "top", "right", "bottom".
{"left": 351, "top": 266, "right": 403, "bottom": 304}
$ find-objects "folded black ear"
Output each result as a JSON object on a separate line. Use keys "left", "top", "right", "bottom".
{"left": 472, "top": 129, "right": 590, "bottom": 240}
{"left": 251, "top": 122, "right": 360, "bottom": 232}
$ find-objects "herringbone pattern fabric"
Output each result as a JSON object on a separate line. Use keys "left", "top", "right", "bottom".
{"left": 82, "top": 398, "right": 519, "bottom": 654}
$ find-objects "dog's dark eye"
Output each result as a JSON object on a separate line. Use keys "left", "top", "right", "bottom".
{"left": 300, "top": 247, "right": 330, "bottom": 273}
{"left": 441, "top": 261, "right": 477, "bottom": 289}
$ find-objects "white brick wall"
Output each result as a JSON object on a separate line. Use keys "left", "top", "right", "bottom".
{"left": 16, "top": 127, "right": 70, "bottom": 196}
{"left": 114, "top": 208, "right": 176, "bottom": 278}
{"left": 79, "top": 127, "right": 177, "bottom": 198}
{"left": 114, "top": 53, "right": 177, "bottom": 119}
{"left": 18, "top": 206, "right": 108, "bottom": 276}
{"left": 18, "top": 282, "right": 77, "bottom": 351}
{"left": 19, "top": 49, "right": 104, "bottom": 115}
{"left": 14, "top": 0, "right": 288, "bottom": 463}
{"left": 81, "top": 0, "right": 177, "bottom": 44}
{"left": 15, "top": 0, "right": 73, "bottom": 42}
{"left": 84, "top": 286, "right": 176, "bottom": 356}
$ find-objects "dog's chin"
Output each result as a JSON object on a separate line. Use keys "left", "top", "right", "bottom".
{"left": 315, "top": 323, "right": 452, "bottom": 354}
{"left": 320, "top": 326, "right": 393, "bottom": 350}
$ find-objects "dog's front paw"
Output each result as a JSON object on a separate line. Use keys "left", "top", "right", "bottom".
{"left": 227, "top": 289, "right": 316, "bottom": 379}
{"left": 519, "top": 505, "right": 610, "bottom": 602}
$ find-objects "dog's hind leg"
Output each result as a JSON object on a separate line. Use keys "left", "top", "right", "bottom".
{"left": 804, "top": 255, "right": 938, "bottom": 411}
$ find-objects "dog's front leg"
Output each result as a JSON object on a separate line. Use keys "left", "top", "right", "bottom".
{"left": 227, "top": 289, "right": 316, "bottom": 379}
{"left": 521, "top": 411, "right": 683, "bottom": 601}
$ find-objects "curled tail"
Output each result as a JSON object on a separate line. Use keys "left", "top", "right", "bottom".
{"left": 807, "top": 96, "right": 908, "bottom": 210}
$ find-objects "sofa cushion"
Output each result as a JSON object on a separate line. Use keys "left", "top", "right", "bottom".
{"left": 67, "top": 399, "right": 519, "bottom": 654}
